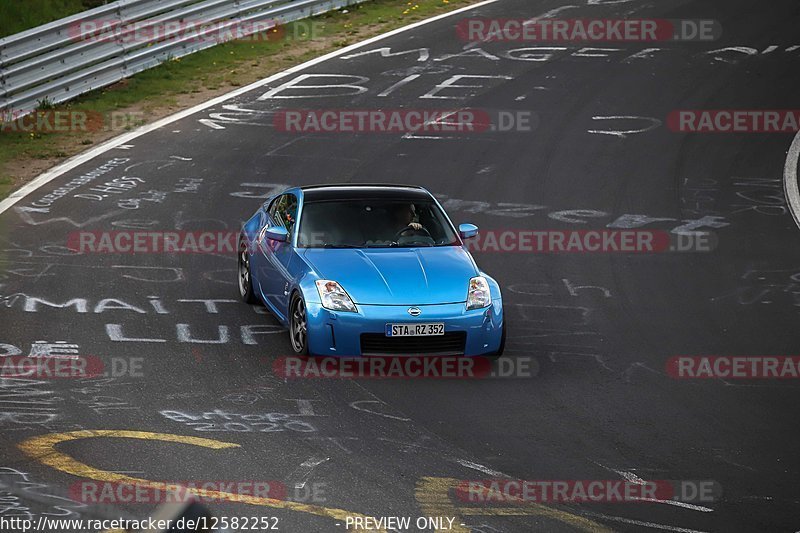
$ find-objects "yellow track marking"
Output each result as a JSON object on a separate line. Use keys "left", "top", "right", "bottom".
{"left": 19, "top": 430, "right": 385, "bottom": 532}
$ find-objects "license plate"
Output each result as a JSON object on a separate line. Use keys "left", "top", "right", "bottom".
{"left": 385, "top": 323, "right": 445, "bottom": 337}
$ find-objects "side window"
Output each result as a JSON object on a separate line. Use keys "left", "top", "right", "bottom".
{"left": 270, "top": 194, "right": 298, "bottom": 235}
{"left": 267, "top": 196, "right": 281, "bottom": 221}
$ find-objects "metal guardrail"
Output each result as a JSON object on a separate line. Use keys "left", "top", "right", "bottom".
{"left": 0, "top": 0, "right": 368, "bottom": 119}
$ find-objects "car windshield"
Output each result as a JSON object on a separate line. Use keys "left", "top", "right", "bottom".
{"left": 298, "top": 198, "right": 460, "bottom": 248}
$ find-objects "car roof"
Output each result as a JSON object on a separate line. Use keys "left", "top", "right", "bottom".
{"left": 299, "top": 184, "right": 432, "bottom": 202}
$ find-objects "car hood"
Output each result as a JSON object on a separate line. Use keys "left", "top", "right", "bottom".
{"left": 301, "top": 247, "right": 478, "bottom": 305}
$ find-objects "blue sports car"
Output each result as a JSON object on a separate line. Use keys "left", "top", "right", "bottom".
{"left": 238, "top": 184, "right": 505, "bottom": 357}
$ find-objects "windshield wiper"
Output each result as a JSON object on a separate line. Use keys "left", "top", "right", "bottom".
{"left": 322, "top": 243, "right": 360, "bottom": 248}
{"left": 392, "top": 242, "right": 434, "bottom": 248}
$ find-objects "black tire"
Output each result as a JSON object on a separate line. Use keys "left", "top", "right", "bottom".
{"left": 238, "top": 237, "right": 258, "bottom": 304}
{"left": 289, "top": 293, "right": 310, "bottom": 356}
{"left": 487, "top": 321, "right": 506, "bottom": 360}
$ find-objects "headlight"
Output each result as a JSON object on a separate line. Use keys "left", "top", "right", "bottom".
{"left": 316, "top": 280, "right": 357, "bottom": 312}
{"left": 466, "top": 276, "right": 491, "bottom": 310}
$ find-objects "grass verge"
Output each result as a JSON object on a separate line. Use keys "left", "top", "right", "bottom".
{"left": 0, "top": 0, "right": 106, "bottom": 38}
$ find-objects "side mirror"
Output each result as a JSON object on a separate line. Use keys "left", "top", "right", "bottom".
{"left": 459, "top": 223, "right": 479, "bottom": 239}
{"left": 266, "top": 226, "right": 289, "bottom": 243}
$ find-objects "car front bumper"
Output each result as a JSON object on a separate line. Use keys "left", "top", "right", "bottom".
{"left": 304, "top": 299, "right": 504, "bottom": 357}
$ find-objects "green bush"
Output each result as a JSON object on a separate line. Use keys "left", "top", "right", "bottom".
{"left": 0, "top": 0, "right": 95, "bottom": 38}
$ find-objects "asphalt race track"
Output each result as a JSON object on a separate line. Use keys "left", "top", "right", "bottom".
{"left": 1, "top": 0, "right": 800, "bottom": 532}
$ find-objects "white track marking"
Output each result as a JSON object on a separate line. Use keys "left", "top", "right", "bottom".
{"left": 588, "top": 115, "right": 662, "bottom": 138}
{"left": 266, "top": 137, "right": 304, "bottom": 156}
{"left": 610, "top": 468, "right": 646, "bottom": 485}
{"left": 0, "top": 0, "right": 502, "bottom": 216}
{"left": 349, "top": 400, "right": 411, "bottom": 422}
{"left": 524, "top": 5, "right": 579, "bottom": 24}
{"left": 630, "top": 498, "right": 714, "bottom": 512}
{"left": 585, "top": 512, "right": 710, "bottom": 533}
{"left": 293, "top": 399, "right": 317, "bottom": 415}
{"left": 287, "top": 456, "right": 330, "bottom": 489}
{"left": 783, "top": 130, "right": 800, "bottom": 230}
{"left": 464, "top": 3, "right": 575, "bottom": 50}
{"left": 592, "top": 462, "right": 714, "bottom": 513}
{"left": 454, "top": 458, "right": 507, "bottom": 478}
{"left": 198, "top": 119, "right": 226, "bottom": 130}
{"left": 580, "top": 511, "right": 709, "bottom": 533}
{"left": 300, "top": 457, "right": 329, "bottom": 468}
{"left": 402, "top": 134, "right": 459, "bottom": 140}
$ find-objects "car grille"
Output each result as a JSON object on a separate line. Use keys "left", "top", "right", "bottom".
{"left": 360, "top": 332, "right": 467, "bottom": 356}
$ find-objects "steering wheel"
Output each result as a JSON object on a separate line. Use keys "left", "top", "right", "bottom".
{"left": 394, "top": 225, "right": 432, "bottom": 241}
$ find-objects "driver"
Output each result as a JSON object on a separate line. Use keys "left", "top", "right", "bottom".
{"left": 391, "top": 203, "right": 424, "bottom": 233}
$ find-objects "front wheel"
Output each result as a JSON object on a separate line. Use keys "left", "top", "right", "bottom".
{"left": 289, "top": 294, "right": 309, "bottom": 355}
{"left": 238, "top": 237, "right": 258, "bottom": 304}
